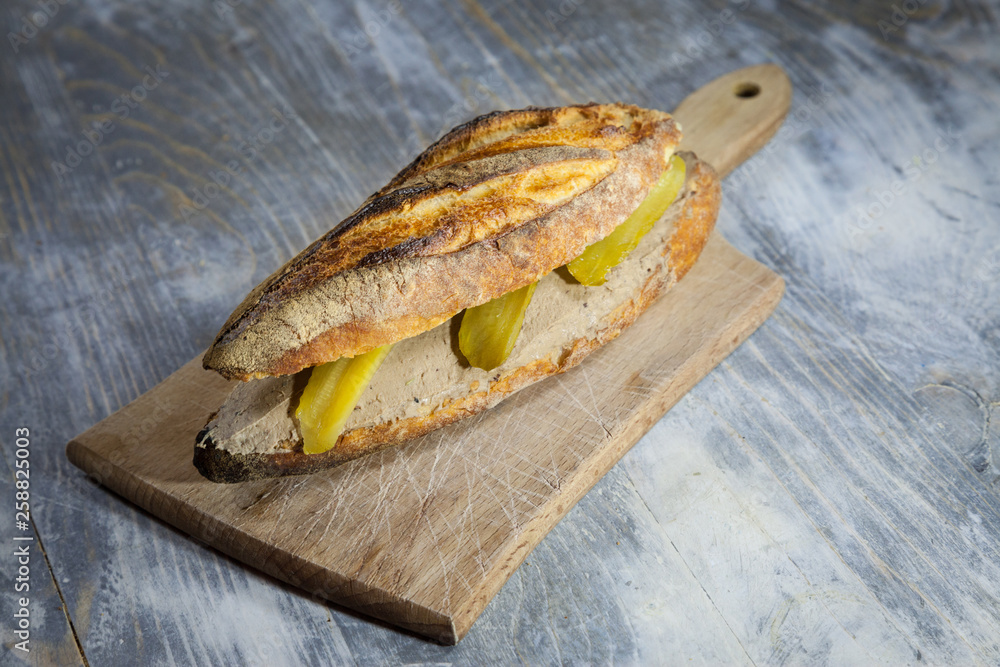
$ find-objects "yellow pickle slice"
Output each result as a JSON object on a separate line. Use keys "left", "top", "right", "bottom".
{"left": 568, "top": 154, "right": 686, "bottom": 286}
{"left": 459, "top": 281, "right": 538, "bottom": 371}
{"left": 296, "top": 344, "right": 394, "bottom": 454}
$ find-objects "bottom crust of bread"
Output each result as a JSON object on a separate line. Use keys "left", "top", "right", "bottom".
{"left": 194, "top": 152, "right": 720, "bottom": 482}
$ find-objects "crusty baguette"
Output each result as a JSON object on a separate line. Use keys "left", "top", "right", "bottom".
{"left": 203, "top": 104, "right": 681, "bottom": 381}
{"left": 194, "top": 152, "right": 720, "bottom": 482}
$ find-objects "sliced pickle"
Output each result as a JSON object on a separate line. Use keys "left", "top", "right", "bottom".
{"left": 459, "top": 281, "right": 538, "bottom": 371}
{"left": 568, "top": 154, "right": 687, "bottom": 286}
{"left": 295, "top": 344, "right": 394, "bottom": 455}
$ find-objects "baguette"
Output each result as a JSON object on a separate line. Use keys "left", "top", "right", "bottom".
{"left": 203, "top": 104, "right": 682, "bottom": 381}
{"left": 194, "top": 149, "right": 720, "bottom": 482}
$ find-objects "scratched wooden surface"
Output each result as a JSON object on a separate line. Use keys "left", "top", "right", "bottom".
{"left": 1, "top": 0, "right": 998, "bottom": 664}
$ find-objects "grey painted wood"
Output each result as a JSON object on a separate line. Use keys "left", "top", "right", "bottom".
{"left": 0, "top": 452, "right": 84, "bottom": 664}
{"left": 1, "top": 0, "right": 998, "bottom": 663}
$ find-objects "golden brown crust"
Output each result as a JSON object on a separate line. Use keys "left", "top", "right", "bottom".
{"left": 381, "top": 104, "right": 657, "bottom": 191}
{"left": 193, "top": 156, "right": 721, "bottom": 483}
{"left": 203, "top": 104, "right": 681, "bottom": 381}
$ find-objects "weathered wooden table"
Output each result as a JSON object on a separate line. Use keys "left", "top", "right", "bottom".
{"left": 2, "top": 0, "right": 998, "bottom": 664}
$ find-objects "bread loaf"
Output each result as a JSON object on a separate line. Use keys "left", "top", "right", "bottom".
{"left": 203, "top": 104, "right": 682, "bottom": 381}
{"left": 194, "top": 151, "right": 720, "bottom": 482}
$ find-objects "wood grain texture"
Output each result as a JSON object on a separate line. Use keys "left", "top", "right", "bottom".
{"left": 64, "top": 62, "right": 788, "bottom": 642}
{"left": 673, "top": 65, "right": 793, "bottom": 179}
{"left": 3, "top": 0, "right": 1000, "bottom": 663}
{"left": 67, "top": 231, "right": 784, "bottom": 643}
{"left": 0, "top": 455, "right": 85, "bottom": 665}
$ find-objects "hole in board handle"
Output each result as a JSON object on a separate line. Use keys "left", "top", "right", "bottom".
{"left": 734, "top": 82, "right": 761, "bottom": 98}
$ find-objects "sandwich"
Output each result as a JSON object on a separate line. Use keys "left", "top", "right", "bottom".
{"left": 195, "top": 103, "right": 721, "bottom": 483}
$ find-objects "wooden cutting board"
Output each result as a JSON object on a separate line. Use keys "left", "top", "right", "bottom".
{"left": 67, "top": 65, "right": 791, "bottom": 644}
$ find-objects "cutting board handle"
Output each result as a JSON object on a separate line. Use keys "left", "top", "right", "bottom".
{"left": 673, "top": 64, "right": 793, "bottom": 179}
